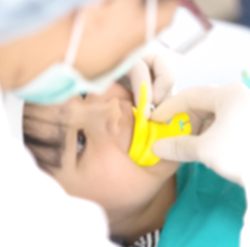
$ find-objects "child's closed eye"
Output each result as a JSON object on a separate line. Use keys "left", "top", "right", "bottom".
{"left": 81, "top": 93, "right": 88, "bottom": 100}
{"left": 77, "top": 130, "right": 87, "bottom": 158}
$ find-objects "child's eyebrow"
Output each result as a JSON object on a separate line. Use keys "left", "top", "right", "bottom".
{"left": 24, "top": 133, "right": 65, "bottom": 171}
{"left": 23, "top": 115, "right": 67, "bottom": 171}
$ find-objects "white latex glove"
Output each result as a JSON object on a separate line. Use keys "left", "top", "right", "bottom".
{"left": 129, "top": 54, "right": 174, "bottom": 117}
{"left": 128, "top": 53, "right": 209, "bottom": 139}
{"left": 152, "top": 82, "right": 250, "bottom": 186}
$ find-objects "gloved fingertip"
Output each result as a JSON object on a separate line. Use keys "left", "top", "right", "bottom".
{"left": 151, "top": 108, "right": 172, "bottom": 122}
{"left": 152, "top": 140, "right": 171, "bottom": 158}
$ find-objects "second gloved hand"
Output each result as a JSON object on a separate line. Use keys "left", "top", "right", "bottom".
{"left": 152, "top": 82, "right": 250, "bottom": 186}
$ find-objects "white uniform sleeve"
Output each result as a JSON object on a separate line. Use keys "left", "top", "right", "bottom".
{"left": 0, "top": 92, "right": 118, "bottom": 247}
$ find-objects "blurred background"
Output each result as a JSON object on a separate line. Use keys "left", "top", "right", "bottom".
{"left": 195, "top": 0, "right": 250, "bottom": 27}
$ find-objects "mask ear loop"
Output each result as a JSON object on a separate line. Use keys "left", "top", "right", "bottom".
{"left": 145, "top": 0, "right": 157, "bottom": 42}
{"left": 64, "top": 9, "right": 85, "bottom": 66}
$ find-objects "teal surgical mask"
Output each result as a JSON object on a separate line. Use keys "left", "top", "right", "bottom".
{"left": 13, "top": 48, "right": 150, "bottom": 105}
{"left": 13, "top": 0, "right": 158, "bottom": 105}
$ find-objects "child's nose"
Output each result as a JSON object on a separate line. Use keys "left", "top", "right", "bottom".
{"left": 104, "top": 98, "right": 123, "bottom": 134}
{"left": 85, "top": 98, "right": 123, "bottom": 134}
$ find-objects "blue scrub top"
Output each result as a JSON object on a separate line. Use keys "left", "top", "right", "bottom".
{"left": 158, "top": 163, "right": 246, "bottom": 247}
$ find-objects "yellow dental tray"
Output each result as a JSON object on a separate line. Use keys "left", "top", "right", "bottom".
{"left": 128, "top": 82, "right": 192, "bottom": 167}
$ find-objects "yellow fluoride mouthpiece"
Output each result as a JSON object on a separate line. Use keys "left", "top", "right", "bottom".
{"left": 128, "top": 82, "right": 192, "bottom": 167}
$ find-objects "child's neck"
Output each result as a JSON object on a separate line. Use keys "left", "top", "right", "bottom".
{"left": 109, "top": 174, "right": 176, "bottom": 244}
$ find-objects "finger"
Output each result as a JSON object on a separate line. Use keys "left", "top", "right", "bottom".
{"left": 129, "top": 60, "right": 153, "bottom": 118}
{"left": 153, "top": 75, "right": 174, "bottom": 105}
{"left": 151, "top": 86, "right": 218, "bottom": 122}
{"left": 187, "top": 110, "right": 214, "bottom": 136}
{"left": 143, "top": 54, "right": 174, "bottom": 105}
{"left": 143, "top": 54, "right": 168, "bottom": 78}
{"left": 153, "top": 135, "right": 201, "bottom": 162}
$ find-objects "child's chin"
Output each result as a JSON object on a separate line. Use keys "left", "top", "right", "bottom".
{"left": 147, "top": 160, "right": 180, "bottom": 177}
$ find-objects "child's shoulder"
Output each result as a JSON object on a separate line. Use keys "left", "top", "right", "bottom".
{"left": 177, "top": 162, "right": 245, "bottom": 206}
{"left": 158, "top": 162, "right": 246, "bottom": 247}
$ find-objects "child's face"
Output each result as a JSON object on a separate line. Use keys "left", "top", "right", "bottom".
{"left": 24, "top": 83, "right": 179, "bottom": 218}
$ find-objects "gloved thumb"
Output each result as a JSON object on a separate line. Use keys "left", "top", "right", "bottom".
{"left": 153, "top": 135, "right": 201, "bottom": 162}
{"left": 152, "top": 86, "right": 217, "bottom": 122}
{"left": 129, "top": 60, "right": 153, "bottom": 118}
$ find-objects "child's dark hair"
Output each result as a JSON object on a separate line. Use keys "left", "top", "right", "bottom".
{"left": 23, "top": 110, "right": 66, "bottom": 174}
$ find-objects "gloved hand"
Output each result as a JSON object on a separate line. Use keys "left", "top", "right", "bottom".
{"left": 128, "top": 54, "right": 211, "bottom": 153}
{"left": 152, "top": 82, "right": 250, "bottom": 186}
{"left": 129, "top": 54, "right": 174, "bottom": 118}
